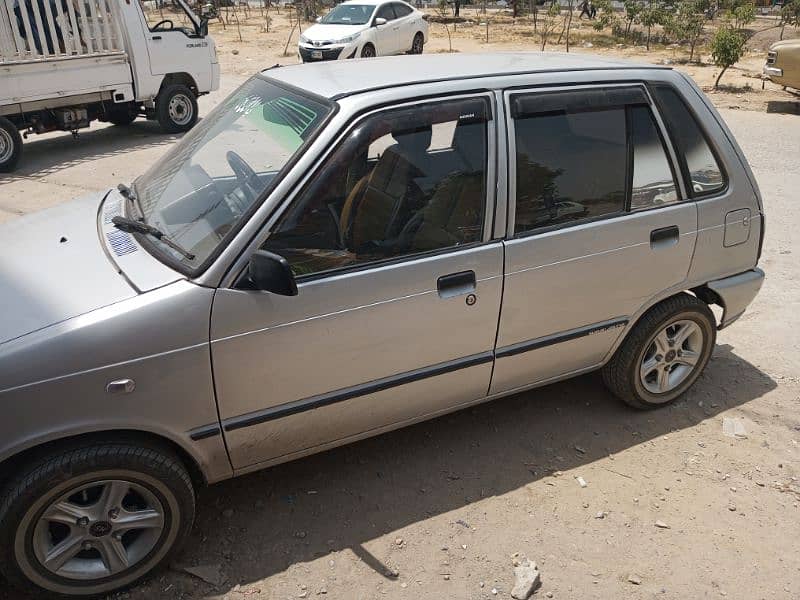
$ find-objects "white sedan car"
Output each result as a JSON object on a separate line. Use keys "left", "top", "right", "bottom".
{"left": 298, "top": 0, "right": 428, "bottom": 62}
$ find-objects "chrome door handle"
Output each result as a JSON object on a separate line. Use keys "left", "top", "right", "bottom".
{"left": 650, "top": 225, "right": 679, "bottom": 249}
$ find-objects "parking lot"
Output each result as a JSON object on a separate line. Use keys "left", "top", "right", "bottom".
{"left": 1, "top": 17, "right": 799, "bottom": 600}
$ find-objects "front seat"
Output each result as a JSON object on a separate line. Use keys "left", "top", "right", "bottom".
{"left": 340, "top": 125, "right": 432, "bottom": 252}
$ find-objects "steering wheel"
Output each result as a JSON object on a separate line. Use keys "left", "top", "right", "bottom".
{"left": 226, "top": 150, "right": 260, "bottom": 210}
{"left": 151, "top": 19, "right": 174, "bottom": 31}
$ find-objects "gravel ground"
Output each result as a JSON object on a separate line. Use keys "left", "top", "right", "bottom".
{"left": 0, "top": 43, "right": 798, "bottom": 600}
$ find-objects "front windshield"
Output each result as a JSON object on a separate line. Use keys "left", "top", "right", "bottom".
{"left": 134, "top": 77, "right": 331, "bottom": 271}
{"left": 320, "top": 4, "right": 375, "bottom": 25}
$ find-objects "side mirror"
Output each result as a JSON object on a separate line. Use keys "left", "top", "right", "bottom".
{"left": 199, "top": 18, "right": 209, "bottom": 36}
{"left": 248, "top": 250, "right": 298, "bottom": 296}
{"left": 374, "top": 17, "right": 387, "bottom": 26}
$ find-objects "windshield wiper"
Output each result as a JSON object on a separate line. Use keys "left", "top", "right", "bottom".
{"left": 117, "top": 182, "right": 144, "bottom": 220}
{"left": 112, "top": 216, "right": 196, "bottom": 261}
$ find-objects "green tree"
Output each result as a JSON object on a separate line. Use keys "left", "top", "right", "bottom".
{"left": 711, "top": 25, "right": 745, "bottom": 88}
{"left": 780, "top": 0, "right": 800, "bottom": 39}
{"left": 665, "top": 0, "right": 707, "bottom": 61}
{"left": 622, "top": 0, "right": 644, "bottom": 37}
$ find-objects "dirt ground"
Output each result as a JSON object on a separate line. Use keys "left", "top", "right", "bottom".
{"left": 1, "top": 10, "right": 799, "bottom": 600}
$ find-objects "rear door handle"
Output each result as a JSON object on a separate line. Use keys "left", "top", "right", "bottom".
{"left": 152, "top": 35, "right": 162, "bottom": 40}
{"left": 650, "top": 225, "right": 679, "bottom": 249}
{"left": 437, "top": 270, "right": 476, "bottom": 298}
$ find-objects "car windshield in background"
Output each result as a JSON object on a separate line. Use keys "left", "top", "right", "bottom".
{"left": 321, "top": 4, "right": 374, "bottom": 24}
{"left": 132, "top": 77, "right": 331, "bottom": 272}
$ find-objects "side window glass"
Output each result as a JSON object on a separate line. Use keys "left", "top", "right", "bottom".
{"left": 630, "top": 105, "right": 679, "bottom": 211}
{"left": 514, "top": 108, "right": 626, "bottom": 234}
{"left": 393, "top": 3, "right": 413, "bottom": 17}
{"left": 376, "top": 4, "right": 396, "bottom": 21}
{"left": 263, "top": 98, "right": 489, "bottom": 278}
{"left": 650, "top": 85, "right": 726, "bottom": 197}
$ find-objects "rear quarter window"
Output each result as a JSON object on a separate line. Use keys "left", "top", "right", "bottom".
{"left": 649, "top": 85, "right": 727, "bottom": 198}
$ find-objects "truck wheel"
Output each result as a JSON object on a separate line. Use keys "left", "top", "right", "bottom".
{"left": 0, "top": 442, "right": 195, "bottom": 598}
{"left": 107, "top": 104, "right": 139, "bottom": 127}
{"left": 0, "top": 116, "right": 22, "bottom": 173}
{"left": 602, "top": 293, "right": 716, "bottom": 409}
{"left": 155, "top": 84, "right": 198, "bottom": 134}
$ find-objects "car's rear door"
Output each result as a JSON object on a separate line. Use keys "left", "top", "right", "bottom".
{"left": 491, "top": 84, "right": 698, "bottom": 395}
{"left": 390, "top": 2, "right": 416, "bottom": 51}
{"left": 210, "top": 93, "right": 503, "bottom": 471}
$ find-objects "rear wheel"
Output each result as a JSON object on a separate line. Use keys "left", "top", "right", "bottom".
{"left": 602, "top": 294, "right": 716, "bottom": 409}
{"left": 360, "top": 43, "right": 376, "bottom": 58}
{"left": 410, "top": 32, "right": 424, "bottom": 54}
{"left": 155, "top": 83, "right": 198, "bottom": 134}
{"left": 0, "top": 443, "right": 195, "bottom": 598}
{"left": 107, "top": 103, "right": 139, "bottom": 127}
{"left": 0, "top": 116, "right": 23, "bottom": 173}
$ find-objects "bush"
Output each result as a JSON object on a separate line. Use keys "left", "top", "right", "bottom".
{"left": 711, "top": 25, "right": 745, "bottom": 88}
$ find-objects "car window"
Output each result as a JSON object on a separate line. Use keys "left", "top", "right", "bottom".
{"left": 320, "top": 4, "right": 375, "bottom": 25}
{"left": 630, "top": 105, "right": 679, "bottom": 211}
{"left": 514, "top": 108, "right": 626, "bottom": 234}
{"left": 262, "top": 97, "right": 490, "bottom": 278}
{"left": 375, "top": 4, "right": 397, "bottom": 21}
{"left": 650, "top": 85, "right": 726, "bottom": 197}
{"left": 392, "top": 2, "right": 413, "bottom": 17}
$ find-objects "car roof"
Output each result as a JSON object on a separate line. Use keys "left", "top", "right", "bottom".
{"left": 338, "top": 0, "right": 395, "bottom": 5}
{"left": 264, "top": 52, "right": 669, "bottom": 100}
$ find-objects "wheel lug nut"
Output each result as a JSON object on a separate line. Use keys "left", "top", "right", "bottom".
{"left": 655, "top": 354, "right": 663, "bottom": 362}
{"left": 109, "top": 508, "right": 119, "bottom": 520}
{"left": 82, "top": 541, "right": 92, "bottom": 551}
{"left": 77, "top": 517, "right": 89, "bottom": 527}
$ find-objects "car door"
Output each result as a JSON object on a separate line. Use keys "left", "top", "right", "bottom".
{"left": 490, "top": 84, "right": 698, "bottom": 395}
{"left": 390, "top": 2, "right": 415, "bottom": 51}
{"left": 137, "top": 0, "right": 202, "bottom": 80}
{"left": 372, "top": 2, "right": 399, "bottom": 54}
{"left": 210, "top": 94, "right": 503, "bottom": 470}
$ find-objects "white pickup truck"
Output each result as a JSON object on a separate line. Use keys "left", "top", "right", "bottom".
{"left": 0, "top": 0, "right": 219, "bottom": 172}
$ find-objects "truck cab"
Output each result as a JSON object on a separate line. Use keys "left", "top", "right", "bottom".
{"left": 0, "top": 0, "right": 219, "bottom": 172}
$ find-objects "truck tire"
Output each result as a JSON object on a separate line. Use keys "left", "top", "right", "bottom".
{"left": 0, "top": 441, "right": 195, "bottom": 598}
{"left": 602, "top": 293, "right": 716, "bottom": 410}
{"left": 0, "top": 116, "right": 22, "bottom": 173}
{"left": 155, "top": 84, "right": 198, "bottom": 134}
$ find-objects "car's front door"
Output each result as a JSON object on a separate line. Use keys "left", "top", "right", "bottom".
{"left": 372, "top": 3, "right": 399, "bottom": 54}
{"left": 210, "top": 94, "right": 503, "bottom": 470}
{"left": 491, "top": 84, "right": 698, "bottom": 395}
{"left": 389, "top": 2, "right": 415, "bottom": 51}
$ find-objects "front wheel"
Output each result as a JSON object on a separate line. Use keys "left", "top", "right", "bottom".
{"left": 155, "top": 83, "right": 198, "bottom": 133}
{"left": 0, "top": 442, "right": 196, "bottom": 598}
{"left": 0, "top": 115, "right": 23, "bottom": 173}
{"left": 360, "top": 43, "right": 376, "bottom": 58}
{"left": 602, "top": 293, "right": 716, "bottom": 409}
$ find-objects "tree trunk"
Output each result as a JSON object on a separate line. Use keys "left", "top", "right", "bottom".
{"left": 283, "top": 22, "right": 298, "bottom": 55}
{"left": 714, "top": 65, "right": 728, "bottom": 89}
{"left": 646, "top": 25, "right": 651, "bottom": 51}
{"left": 565, "top": 3, "right": 573, "bottom": 52}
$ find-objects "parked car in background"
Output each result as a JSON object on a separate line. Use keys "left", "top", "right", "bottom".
{"left": 764, "top": 39, "right": 800, "bottom": 90}
{"left": 0, "top": 53, "right": 765, "bottom": 598}
{"left": 0, "top": 0, "right": 219, "bottom": 173}
{"left": 298, "top": 0, "right": 427, "bottom": 61}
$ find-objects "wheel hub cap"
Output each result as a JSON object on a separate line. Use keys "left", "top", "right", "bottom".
{"left": 0, "top": 128, "right": 13, "bottom": 163}
{"left": 168, "top": 95, "right": 193, "bottom": 126}
{"left": 89, "top": 521, "right": 113, "bottom": 538}
{"left": 639, "top": 319, "right": 704, "bottom": 396}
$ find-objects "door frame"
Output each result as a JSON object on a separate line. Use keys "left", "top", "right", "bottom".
{"left": 218, "top": 90, "right": 502, "bottom": 289}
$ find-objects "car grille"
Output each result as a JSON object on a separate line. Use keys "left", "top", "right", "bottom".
{"left": 767, "top": 51, "right": 777, "bottom": 65}
{"left": 299, "top": 46, "right": 343, "bottom": 62}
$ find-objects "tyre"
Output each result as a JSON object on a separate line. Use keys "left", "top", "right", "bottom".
{"left": 107, "top": 104, "right": 138, "bottom": 127}
{"left": 0, "top": 442, "right": 195, "bottom": 598}
{"left": 409, "top": 32, "right": 424, "bottom": 54}
{"left": 0, "top": 115, "right": 23, "bottom": 173}
{"left": 155, "top": 83, "right": 198, "bottom": 134}
{"left": 602, "top": 293, "right": 716, "bottom": 409}
{"left": 360, "top": 43, "right": 376, "bottom": 58}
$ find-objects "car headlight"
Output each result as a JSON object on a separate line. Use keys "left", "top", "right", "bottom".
{"left": 338, "top": 32, "right": 362, "bottom": 44}
{"left": 299, "top": 34, "right": 309, "bottom": 44}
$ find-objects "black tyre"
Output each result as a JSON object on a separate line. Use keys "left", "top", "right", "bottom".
{"left": 0, "top": 442, "right": 195, "bottom": 598}
{"left": 155, "top": 83, "right": 198, "bottom": 133}
{"left": 361, "top": 43, "right": 376, "bottom": 58}
{"left": 409, "top": 32, "right": 424, "bottom": 54}
{"left": 0, "top": 115, "right": 23, "bottom": 173}
{"left": 602, "top": 293, "right": 716, "bottom": 409}
{"left": 107, "top": 103, "right": 139, "bottom": 127}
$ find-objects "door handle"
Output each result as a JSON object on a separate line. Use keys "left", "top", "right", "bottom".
{"left": 437, "top": 270, "right": 476, "bottom": 299}
{"left": 152, "top": 35, "right": 162, "bottom": 40}
{"left": 650, "top": 225, "right": 680, "bottom": 249}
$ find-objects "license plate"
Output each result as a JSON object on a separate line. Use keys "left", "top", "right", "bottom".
{"left": 312, "top": 50, "right": 323, "bottom": 59}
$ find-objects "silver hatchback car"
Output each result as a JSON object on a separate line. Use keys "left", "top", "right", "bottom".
{"left": 0, "top": 53, "right": 764, "bottom": 597}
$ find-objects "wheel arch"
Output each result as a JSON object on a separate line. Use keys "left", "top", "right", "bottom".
{"left": 0, "top": 428, "right": 209, "bottom": 492}
{"left": 159, "top": 73, "right": 199, "bottom": 97}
